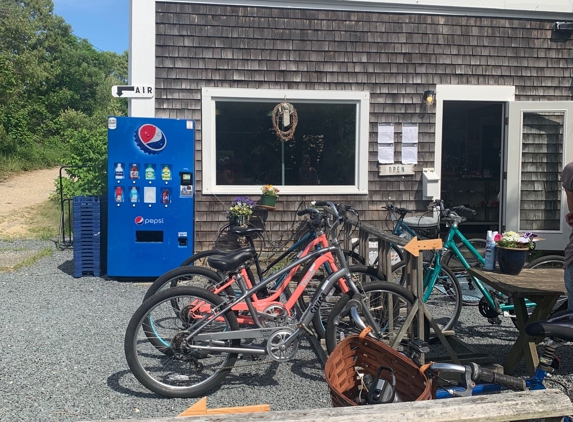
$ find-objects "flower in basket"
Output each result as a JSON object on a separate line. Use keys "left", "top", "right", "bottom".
{"left": 494, "top": 231, "right": 537, "bottom": 250}
{"left": 261, "top": 184, "right": 279, "bottom": 198}
{"left": 227, "top": 196, "right": 254, "bottom": 219}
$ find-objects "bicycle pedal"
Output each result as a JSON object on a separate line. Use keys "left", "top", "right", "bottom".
{"left": 487, "top": 317, "right": 502, "bottom": 325}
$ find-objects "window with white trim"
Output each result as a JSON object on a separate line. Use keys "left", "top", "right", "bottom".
{"left": 202, "top": 88, "right": 369, "bottom": 196}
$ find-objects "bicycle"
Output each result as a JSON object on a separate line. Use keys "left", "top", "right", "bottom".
{"left": 141, "top": 207, "right": 375, "bottom": 348}
{"left": 125, "top": 202, "right": 416, "bottom": 397}
{"left": 142, "top": 207, "right": 367, "bottom": 338}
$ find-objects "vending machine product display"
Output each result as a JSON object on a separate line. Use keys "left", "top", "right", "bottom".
{"left": 107, "top": 117, "right": 195, "bottom": 277}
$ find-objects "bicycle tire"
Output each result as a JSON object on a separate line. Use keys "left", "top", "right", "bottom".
{"left": 180, "top": 249, "right": 226, "bottom": 268}
{"left": 325, "top": 281, "right": 416, "bottom": 354}
{"left": 391, "top": 261, "right": 462, "bottom": 332}
{"left": 296, "top": 264, "right": 384, "bottom": 339}
{"left": 125, "top": 286, "right": 239, "bottom": 398}
{"left": 143, "top": 265, "right": 225, "bottom": 302}
{"left": 443, "top": 238, "right": 487, "bottom": 306}
{"left": 525, "top": 255, "right": 564, "bottom": 269}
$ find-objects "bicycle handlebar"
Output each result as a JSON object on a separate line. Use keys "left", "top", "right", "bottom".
{"left": 469, "top": 363, "right": 526, "bottom": 391}
{"left": 452, "top": 205, "right": 476, "bottom": 215}
{"left": 431, "top": 362, "right": 526, "bottom": 392}
{"left": 297, "top": 208, "right": 320, "bottom": 217}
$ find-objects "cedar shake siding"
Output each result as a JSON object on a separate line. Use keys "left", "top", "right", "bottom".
{"left": 153, "top": 2, "right": 573, "bottom": 251}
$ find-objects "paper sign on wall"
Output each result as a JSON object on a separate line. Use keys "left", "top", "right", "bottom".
{"left": 402, "top": 123, "right": 418, "bottom": 165}
{"left": 377, "top": 123, "right": 394, "bottom": 164}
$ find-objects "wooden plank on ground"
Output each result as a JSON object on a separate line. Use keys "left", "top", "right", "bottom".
{"left": 87, "top": 389, "right": 573, "bottom": 422}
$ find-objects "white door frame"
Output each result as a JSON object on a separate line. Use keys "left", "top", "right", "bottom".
{"left": 434, "top": 85, "right": 516, "bottom": 183}
{"left": 506, "top": 101, "right": 573, "bottom": 251}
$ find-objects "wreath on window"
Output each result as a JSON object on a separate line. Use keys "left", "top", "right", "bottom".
{"left": 272, "top": 102, "right": 298, "bottom": 141}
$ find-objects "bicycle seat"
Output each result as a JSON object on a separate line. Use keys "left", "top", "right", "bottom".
{"left": 525, "top": 310, "right": 573, "bottom": 341}
{"left": 230, "top": 226, "right": 264, "bottom": 236}
{"left": 207, "top": 247, "right": 256, "bottom": 271}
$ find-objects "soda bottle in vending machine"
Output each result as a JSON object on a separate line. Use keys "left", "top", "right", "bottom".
{"left": 162, "top": 188, "right": 171, "bottom": 204}
{"left": 130, "top": 187, "right": 139, "bottom": 203}
{"left": 130, "top": 164, "right": 139, "bottom": 179}
{"left": 115, "top": 186, "right": 124, "bottom": 202}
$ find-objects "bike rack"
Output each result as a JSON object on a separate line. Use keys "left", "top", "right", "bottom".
{"left": 344, "top": 214, "right": 464, "bottom": 364}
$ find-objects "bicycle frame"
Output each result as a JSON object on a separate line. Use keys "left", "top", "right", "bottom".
{"left": 183, "top": 246, "right": 381, "bottom": 355}
{"left": 206, "top": 232, "right": 348, "bottom": 325}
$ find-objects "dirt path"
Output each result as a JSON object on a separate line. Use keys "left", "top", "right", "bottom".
{"left": 0, "top": 168, "right": 61, "bottom": 238}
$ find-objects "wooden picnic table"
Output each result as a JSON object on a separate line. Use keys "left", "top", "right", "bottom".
{"left": 467, "top": 267, "right": 565, "bottom": 376}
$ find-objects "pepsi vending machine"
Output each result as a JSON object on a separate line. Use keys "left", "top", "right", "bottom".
{"left": 107, "top": 116, "right": 194, "bottom": 277}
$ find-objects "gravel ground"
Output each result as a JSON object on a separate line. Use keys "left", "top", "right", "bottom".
{"left": 1, "top": 242, "right": 573, "bottom": 421}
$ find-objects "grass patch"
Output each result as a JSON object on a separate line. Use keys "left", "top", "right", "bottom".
{"left": 1, "top": 247, "right": 55, "bottom": 272}
{"left": 0, "top": 199, "right": 62, "bottom": 241}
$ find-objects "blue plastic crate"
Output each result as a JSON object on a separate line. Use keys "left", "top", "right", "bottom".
{"left": 73, "top": 196, "right": 107, "bottom": 277}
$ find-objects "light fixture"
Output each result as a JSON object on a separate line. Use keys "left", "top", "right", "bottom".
{"left": 423, "top": 90, "right": 435, "bottom": 106}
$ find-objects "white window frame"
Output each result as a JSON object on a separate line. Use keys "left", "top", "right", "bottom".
{"left": 201, "top": 87, "right": 370, "bottom": 195}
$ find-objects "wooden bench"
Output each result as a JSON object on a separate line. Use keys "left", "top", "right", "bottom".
{"left": 85, "top": 388, "right": 573, "bottom": 422}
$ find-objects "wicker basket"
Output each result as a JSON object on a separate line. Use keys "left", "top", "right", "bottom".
{"left": 324, "top": 329, "right": 433, "bottom": 407}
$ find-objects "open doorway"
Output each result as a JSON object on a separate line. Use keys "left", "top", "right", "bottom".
{"left": 441, "top": 101, "right": 503, "bottom": 237}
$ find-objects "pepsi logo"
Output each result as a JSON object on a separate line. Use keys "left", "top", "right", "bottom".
{"left": 134, "top": 124, "right": 167, "bottom": 155}
{"left": 134, "top": 216, "right": 165, "bottom": 225}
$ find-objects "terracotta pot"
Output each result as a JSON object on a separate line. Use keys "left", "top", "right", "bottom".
{"left": 496, "top": 246, "right": 528, "bottom": 275}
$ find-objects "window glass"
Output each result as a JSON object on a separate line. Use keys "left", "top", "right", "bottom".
{"left": 519, "top": 111, "right": 563, "bottom": 231}
{"left": 215, "top": 101, "right": 356, "bottom": 186}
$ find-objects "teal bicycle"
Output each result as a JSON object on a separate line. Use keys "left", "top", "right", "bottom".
{"left": 393, "top": 200, "right": 566, "bottom": 328}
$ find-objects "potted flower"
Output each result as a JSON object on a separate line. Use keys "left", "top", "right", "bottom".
{"left": 494, "top": 231, "right": 537, "bottom": 275}
{"left": 227, "top": 196, "right": 254, "bottom": 226}
{"left": 260, "top": 184, "right": 279, "bottom": 208}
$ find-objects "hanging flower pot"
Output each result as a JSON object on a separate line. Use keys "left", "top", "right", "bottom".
{"left": 260, "top": 185, "right": 279, "bottom": 208}
{"left": 260, "top": 194, "right": 277, "bottom": 207}
{"left": 496, "top": 247, "right": 528, "bottom": 275}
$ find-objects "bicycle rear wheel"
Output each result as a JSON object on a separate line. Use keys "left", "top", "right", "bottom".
{"left": 325, "top": 282, "right": 415, "bottom": 354}
{"left": 443, "top": 238, "right": 487, "bottom": 306}
{"left": 125, "top": 286, "right": 239, "bottom": 398}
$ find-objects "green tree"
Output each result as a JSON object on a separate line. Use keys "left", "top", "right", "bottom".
{"left": 0, "top": 0, "right": 127, "bottom": 184}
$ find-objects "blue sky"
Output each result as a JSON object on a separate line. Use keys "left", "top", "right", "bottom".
{"left": 53, "top": 0, "right": 129, "bottom": 54}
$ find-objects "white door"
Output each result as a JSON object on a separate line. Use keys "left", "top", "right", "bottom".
{"left": 505, "top": 101, "right": 573, "bottom": 251}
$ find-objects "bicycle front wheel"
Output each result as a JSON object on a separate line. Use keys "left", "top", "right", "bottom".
{"left": 304, "top": 265, "right": 386, "bottom": 339}
{"left": 443, "top": 238, "right": 486, "bottom": 306}
{"left": 391, "top": 261, "right": 462, "bottom": 332}
{"left": 125, "top": 286, "right": 239, "bottom": 398}
{"left": 325, "top": 282, "right": 415, "bottom": 354}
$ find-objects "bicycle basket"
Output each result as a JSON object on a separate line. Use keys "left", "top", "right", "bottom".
{"left": 324, "top": 329, "right": 434, "bottom": 406}
{"left": 403, "top": 216, "right": 440, "bottom": 240}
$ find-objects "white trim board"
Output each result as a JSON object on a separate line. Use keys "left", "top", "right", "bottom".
{"left": 434, "top": 85, "right": 516, "bottom": 181}
{"left": 201, "top": 87, "right": 370, "bottom": 196}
